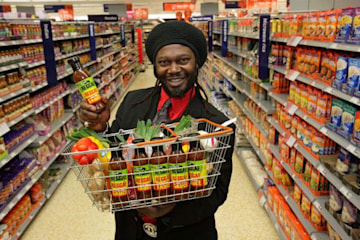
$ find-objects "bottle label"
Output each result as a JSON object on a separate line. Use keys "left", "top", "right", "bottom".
{"left": 133, "top": 164, "right": 152, "bottom": 192}
{"left": 169, "top": 162, "right": 189, "bottom": 190}
{"left": 150, "top": 163, "right": 170, "bottom": 191}
{"left": 76, "top": 77, "right": 102, "bottom": 105}
{"left": 188, "top": 159, "right": 208, "bottom": 187}
{"left": 109, "top": 169, "right": 128, "bottom": 197}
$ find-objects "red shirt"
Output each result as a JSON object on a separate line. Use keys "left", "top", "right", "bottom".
{"left": 157, "top": 87, "right": 196, "bottom": 121}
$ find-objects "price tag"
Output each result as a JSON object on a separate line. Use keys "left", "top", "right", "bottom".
{"left": 260, "top": 196, "right": 267, "bottom": 206}
{"left": 285, "top": 102, "right": 298, "bottom": 116}
{"left": 285, "top": 70, "right": 300, "bottom": 81}
{"left": 346, "top": 144, "right": 356, "bottom": 153}
{"left": 311, "top": 235, "right": 318, "bottom": 240}
{"left": 310, "top": 81, "right": 316, "bottom": 87}
{"left": 249, "top": 58, "right": 256, "bottom": 67}
{"left": 350, "top": 97, "right": 358, "bottom": 105}
{"left": 303, "top": 115, "right": 308, "bottom": 121}
{"left": 286, "top": 135, "right": 297, "bottom": 148}
{"left": 317, "top": 164, "right": 326, "bottom": 175}
{"left": 287, "top": 36, "right": 303, "bottom": 47}
{"left": 324, "top": 87, "right": 333, "bottom": 94}
{"left": 320, "top": 127, "right": 328, "bottom": 135}
{"left": 291, "top": 173, "right": 296, "bottom": 178}
{"left": 275, "top": 223, "right": 280, "bottom": 231}
{"left": 0, "top": 122, "right": 10, "bottom": 136}
{"left": 330, "top": 43, "right": 338, "bottom": 49}
{"left": 339, "top": 186, "right": 351, "bottom": 198}
{"left": 313, "top": 201, "right": 322, "bottom": 210}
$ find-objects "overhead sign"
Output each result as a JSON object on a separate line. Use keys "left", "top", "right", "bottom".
{"left": 126, "top": 11, "right": 135, "bottom": 20}
{"left": 59, "top": 9, "right": 74, "bottom": 20}
{"left": 44, "top": 4, "right": 72, "bottom": 13}
{"left": 134, "top": 8, "right": 148, "bottom": 19}
{"left": 163, "top": 2, "right": 196, "bottom": 11}
{"left": 248, "top": 0, "right": 277, "bottom": 8}
{"left": 225, "top": 1, "right": 246, "bottom": 9}
{"left": 190, "top": 15, "right": 213, "bottom": 22}
{"left": 88, "top": 14, "right": 118, "bottom": 22}
{"left": 0, "top": 5, "right": 11, "bottom": 13}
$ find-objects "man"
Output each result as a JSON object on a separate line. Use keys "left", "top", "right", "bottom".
{"left": 80, "top": 21, "right": 235, "bottom": 240}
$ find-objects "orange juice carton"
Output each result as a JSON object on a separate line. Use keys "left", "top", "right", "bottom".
{"left": 335, "top": 8, "right": 355, "bottom": 43}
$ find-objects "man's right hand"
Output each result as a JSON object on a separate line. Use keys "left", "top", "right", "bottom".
{"left": 79, "top": 96, "right": 110, "bottom": 132}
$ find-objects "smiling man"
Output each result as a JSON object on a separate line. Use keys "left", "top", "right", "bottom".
{"left": 79, "top": 21, "right": 235, "bottom": 240}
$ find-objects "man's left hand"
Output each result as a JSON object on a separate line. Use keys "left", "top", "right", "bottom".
{"left": 137, "top": 203, "right": 176, "bottom": 219}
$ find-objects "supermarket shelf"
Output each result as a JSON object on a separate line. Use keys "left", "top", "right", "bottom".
{"left": 213, "top": 42, "right": 222, "bottom": 47}
{"left": 99, "top": 48, "right": 122, "bottom": 61}
{"left": 103, "top": 40, "right": 121, "bottom": 48}
{"left": 271, "top": 37, "right": 360, "bottom": 53}
{"left": 92, "top": 56, "right": 122, "bottom": 77}
{"left": 95, "top": 31, "right": 121, "bottom": 36}
{"left": 12, "top": 197, "right": 46, "bottom": 240}
{"left": 228, "top": 47, "right": 256, "bottom": 60}
{"left": 270, "top": 65, "right": 360, "bottom": 107}
{"left": 31, "top": 82, "right": 48, "bottom": 92}
{"left": 213, "top": 30, "right": 222, "bottom": 34}
{"left": 7, "top": 108, "right": 34, "bottom": 128}
{"left": 0, "top": 85, "right": 30, "bottom": 104}
{"left": 72, "top": 104, "right": 81, "bottom": 112}
{"left": 83, "top": 60, "right": 97, "bottom": 68}
{"left": 268, "top": 91, "right": 289, "bottom": 106}
{"left": 315, "top": 198, "right": 352, "bottom": 240}
{"left": 241, "top": 84, "right": 275, "bottom": 114}
{"left": 0, "top": 61, "right": 28, "bottom": 72}
{"left": 236, "top": 148, "right": 261, "bottom": 191}
{"left": 211, "top": 51, "right": 271, "bottom": 91}
{"left": 0, "top": 38, "right": 42, "bottom": 47}
{"left": 69, "top": 84, "right": 78, "bottom": 94}
{"left": 263, "top": 203, "right": 288, "bottom": 240}
{"left": 98, "top": 69, "right": 123, "bottom": 91}
{"left": 30, "top": 112, "right": 73, "bottom": 146}
{"left": 96, "top": 44, "right": 104, "bottom": 49}
{"left": 34, "top": 90, "right": 71, "bottom": 114}
{"left": 0, "top": 141, "right": 68, "bottom": 221}
{"left": 57, "top": 70, "right": 73, "bottom": 81}
{"left": 55, "top": 48, "right": 90, "bottom": 61}
{"left": 26, "top": 60, "right": 45, "bottom": 69}
{"left": 322, "top": 127, "right": 360, "bottom": 158}
{"left": 122, "top": 62, "right": 137, "bottom": 75}
{"left": 53, "top": 34, "right": 89, "bottom": 41}
{"left": 46, "top": 162, "right": 72, "bottom": 199}
{"left": 110, "top": 72, "right": 138, "bottom": 111}
{"left": 228, "top": 32, "right": 259, "bottom": 39}
{"left": 0, "top": 133, "right": 39, "bottom": 169}
{"left": 228, "top": 90, "right": 268, "bottom": 137}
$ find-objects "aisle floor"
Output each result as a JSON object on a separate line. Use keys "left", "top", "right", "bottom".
{"left": 21, "top": 68, "right": 280, "bottom": 240}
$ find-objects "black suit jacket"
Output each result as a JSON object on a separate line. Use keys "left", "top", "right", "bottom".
{"left": 109, "top": 87, "right": 235, "bottom": 240}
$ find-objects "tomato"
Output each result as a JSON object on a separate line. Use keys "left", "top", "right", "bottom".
{"left": 79, "top": 155, "right": 90, "bottom": 165}
{"left": 71, "top": 145, "right": 83, "bottom": 161}
{"left": 71, "top": 137, "right": 99, "bottom": 164}
{"left": 85, "top": 142, "right": 98, "bottom": 162}
{"left": 76, "top": 137, "right": 93, "bottom": 151}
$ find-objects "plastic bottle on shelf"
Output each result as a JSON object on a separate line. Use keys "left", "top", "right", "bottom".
{"left": 132, "top": 138, "right": 152, "bottom": 200}
{"left": 150, "top": 138, "right": 170, "bottom": 201}
{"left": 68, "top": 56, "right": 104, "bottom": 112}
{"left": 169, "top": 142, "right": 189, "bottom": 200}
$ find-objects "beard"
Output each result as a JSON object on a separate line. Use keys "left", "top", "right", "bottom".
{"left": 158, "top": 69, "right": 198, "bottom": 97}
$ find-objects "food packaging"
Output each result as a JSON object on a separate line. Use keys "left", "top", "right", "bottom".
{"left": 335, "top": 8, "right": 355, "bottom": 43}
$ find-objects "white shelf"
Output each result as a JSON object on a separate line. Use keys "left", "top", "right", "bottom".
{"left": 0, "top": 85, "right": 30, "bottom": 104}
{"left": 7, "top": 108, "right": 34, "bottom": 128}
{"left": 83, "top": 60, "right": 97, "bottom": 68}
{"left": 99, "top": 48, "right": 122, "bottom": 61}
{"left": 53, "top": 34, "right": 89, "bottom": 41}
{"left": 0, "top": 62, "right": 27, "bottom": 72}
{"left": 31, "top": 82, "right": 48, "bottom": 92}
{"left": 30, "top": 112, "right": 73, "bottom": 146}
{"left": 46, "top": 162, "right": 72, "bottom": 199}
{"left": 103, "top": 40, "right": 121, "bottom": 48}
{"left": 72, "top": 104, "right": 81, "bottom": 112}
{"left": 228, "top": 32, "right": 259, "bottom": 39}
{"left": 228, "top": 47, "right": 256, "bottom": 60}
{"left": 0, "top": 38, "right": 42, "bottom": 47}
{"left": 55, "top": 48, "right": 90, "bottom": 61}
{"left": 92, "top": 56, "right": 123, "bottom": 77}
{"left": 26, "top": 60, "right": 45, "bottom": 69}
{"left": 98, "top": 69, "right": 123, "bottom": 91}
{"left": 34, "top": 90, "right": 70, "bottom": 114}
{"left": 0, "top": 133, "right": 39, "bottom": 169}
{"left": 57, "top": 71, "right": 73, "bottom": 81}
{"left": 95, "top": 31, "right": 121, "bottom": 37}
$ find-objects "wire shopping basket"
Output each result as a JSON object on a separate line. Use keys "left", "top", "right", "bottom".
{"left": 61, "top": 118, "right": 233, "bottom": 212}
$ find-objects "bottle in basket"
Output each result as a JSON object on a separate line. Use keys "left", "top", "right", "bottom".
{"left": 169, "top": 142, "right": 189, "bottom": 200}
{"left": 187, "top": 134, "right": 208, "bottom": 197}
{"left": 150, "top": 138, "right": 170, "bottom": 201}
{"left": 132, "top": 139, "right": 152, "bottom": 200}
{"left": 109, "top": 149, "right": 128, "bottom": 207}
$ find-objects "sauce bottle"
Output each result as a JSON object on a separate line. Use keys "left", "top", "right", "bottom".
{"left": 132, "top": 139, "right": 152, "bottom": 200}
{"left": 68, "top": 56, "right": 104, "bottom": 112}
{"left": 150, "top": 138, "right": 170, "bottom": 200}
{"left": 187, "top": 133, "right": 208, "bottom": 197}
{"left": 169, "top": 142, "right": 189, "bottom": 200}
{"left": 109, "top": 149, "right": 128, "bottom": 208}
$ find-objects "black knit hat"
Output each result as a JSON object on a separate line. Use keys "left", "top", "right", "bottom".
{"left": 145, "top": 21, "right": 207, "bottom": 68}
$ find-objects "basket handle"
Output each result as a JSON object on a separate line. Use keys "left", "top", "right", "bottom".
{"left": 195, "top": 118, "right": 233, "bottom": 138}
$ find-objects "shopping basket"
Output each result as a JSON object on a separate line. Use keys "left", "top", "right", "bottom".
{"left": 61, "top": 118, "right": 233, "bottom": 213}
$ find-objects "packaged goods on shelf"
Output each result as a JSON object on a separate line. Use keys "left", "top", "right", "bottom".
{"left": 94, "top": 22, "right": 120, "bottom": 35}
{"left": 3, "top": 122, "right": 35, "bottom": 153}
{"left": 240, "top": 150, "right": 268, "bottom": 187}
{"left": 228, "top": 18, "right": 259, "bottom": 35}
{"left": 0, "top": 48, "right": 23, "bottom": 67}
{"left": 25, "top": 115, "right": 50, "bottom": 136}
{"left": 0, "top": 22, "right": 41, "bottom": 41}
{"left": 0, "top": 71, "right": 28, "bottom": 97}
{"left": 65, "top": 91, "right": 82, "bottom": 110}
{"left": 21, "top": 44, "right": 44, "bottom": 64}
{"left": 1, "top": 94, "right": 32, "bottom": 123}
{"left": 30, "top": 81, "right": 69, "bottom": 110}
{"left": 52, "top": 22, "right": 88, "bottom": 38}
{"left": 27, "top": 66, "right": 46, "bottom": 88}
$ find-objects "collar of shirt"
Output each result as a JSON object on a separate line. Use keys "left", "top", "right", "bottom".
{"left": 158, "top": 87, "right": 196, "bottom": 121}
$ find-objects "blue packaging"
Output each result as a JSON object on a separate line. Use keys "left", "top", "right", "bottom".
{"left": 335, "top": 8, "right": 355, "bottom": 43}
{"left": 333, "top": 56, "right": 348, "bottom": 90}
{"left": 348, "top": 7, "right": 360, "bottom": 44}
{"left": 329, "top": 98, "right": 344, "bottom": 130}
{"left": 345, "top": 58, "right": 360, "bottom": 95}
{"left": 339, "top": 102, "right": 356, "bottom": 140}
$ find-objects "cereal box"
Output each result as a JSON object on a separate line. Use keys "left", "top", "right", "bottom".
{"left": 335, "top": 8, "right": 355, "bottom": 43}
{"left": 315, "top": 11, "right": 326, "bottom": 40}
{"left": 324, "top": 10, "right": 340, "bottom": 42}
{"left": 333, "top": 56, "right": 348, "bottom": 90}
{"left": 352, "top": 111, "right": 360, "bottom": 145}
{"left": 348, "top": 7, "right": 360, "bottom": 44}
{"left": 339, "top": 102, "right": 357, "bottom": 140}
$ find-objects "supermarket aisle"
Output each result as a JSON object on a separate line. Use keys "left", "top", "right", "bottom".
{"left": 21, "top": 68, "right": 279, "bottom": 240}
